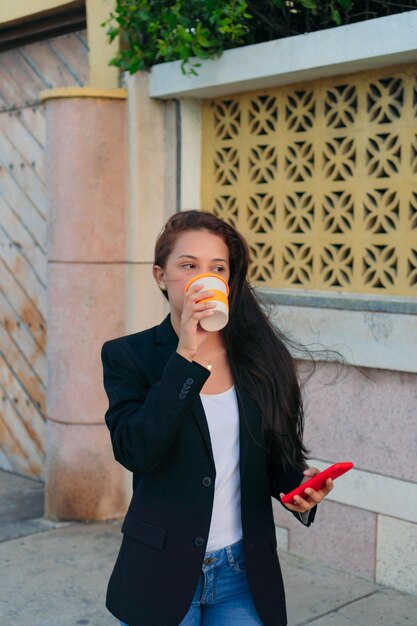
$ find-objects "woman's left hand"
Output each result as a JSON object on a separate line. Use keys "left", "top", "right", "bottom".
{"left": 279, "top": 466, "right": 334, "bottom": 514}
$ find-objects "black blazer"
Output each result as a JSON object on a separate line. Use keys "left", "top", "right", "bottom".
{"left": 101, "top": 313, "right": 315, "bottom": 626}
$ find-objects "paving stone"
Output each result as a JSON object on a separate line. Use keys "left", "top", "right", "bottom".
{"left": 0, "top": 488, "right": 44, "bottom": 522}
{"left": 0, "top": 517, "right": 70, "bottom": 543}
{"left": 0, "top": 470, "right": 43, "bottom": 496}
{"left": 338, "top": 588, "right": 417, "bottom": 625}
{"left": 0, "top": 519, "right": 122, "bottom": 626}
{"left": 280, "top": 552, "right": 378, "bottom": 625}
{"left": 305, "top": 587, "right": 417, "bottom": 626}
{"left": 304, "top": 613, "right": 361, "bottom": 626}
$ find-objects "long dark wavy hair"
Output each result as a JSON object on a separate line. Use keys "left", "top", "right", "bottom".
{"left": 154, "top": 210, "right": 348, "bottom": 473}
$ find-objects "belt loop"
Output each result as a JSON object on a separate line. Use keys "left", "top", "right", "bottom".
{"left": 225, "top": 544, "right": 235, "bottom": 567}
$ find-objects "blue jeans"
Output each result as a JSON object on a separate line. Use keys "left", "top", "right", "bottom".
{"left": 119, "top": 538, "right": 263, "bottom": 625}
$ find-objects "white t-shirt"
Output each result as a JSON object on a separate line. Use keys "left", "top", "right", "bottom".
{"left": 200, "top": 385, "right": 243, "bottom": 551}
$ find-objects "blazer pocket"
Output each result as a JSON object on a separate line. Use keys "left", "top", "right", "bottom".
{"left": 121, "top": 513, "right": 167, "bottom": 550}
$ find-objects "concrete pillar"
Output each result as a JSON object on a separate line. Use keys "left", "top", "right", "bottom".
{"left": 124, "top": 72, "right": 174, "bottom": 334}
{"left": 42, "top": 89, "right": 130, "bottom": 520}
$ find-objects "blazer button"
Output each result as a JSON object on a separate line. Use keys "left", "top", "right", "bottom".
{"left": 194, "top": 536, "right": 205, "bottom": 547}
{"left": 186, "top": 377, "right": 194, "bottom": 385}
{"left": 179, "top": 393, "right": 187, "bottom": 399}
{"left": 202, "top": 477, "right": 212, "bottom": 487}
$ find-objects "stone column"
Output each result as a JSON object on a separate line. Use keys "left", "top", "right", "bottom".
{"left": 124, "top": 72, "right": 174, "bottom": 334}
{"left": 42, "top": 88, "right": 130, "bottom": 520}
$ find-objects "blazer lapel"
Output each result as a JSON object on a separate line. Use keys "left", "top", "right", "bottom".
{"left": 154, "top": 314, "right": 259, "bottom": 481}
{"left": 155, "top": 314, "right": 216, "bottom": 470}
{"left": 155, "top": 313, "right": 179, "bottom": 364}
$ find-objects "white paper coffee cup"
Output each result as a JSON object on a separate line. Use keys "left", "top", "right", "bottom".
{"left": 185, "top": 273, "right": 229, "bottom": 331}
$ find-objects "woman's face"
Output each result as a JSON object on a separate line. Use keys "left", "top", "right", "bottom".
{"left": 153, "top": 229, "right": 230, "bottom": 322}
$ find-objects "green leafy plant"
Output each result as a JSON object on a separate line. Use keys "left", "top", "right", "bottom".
{"left": 102, "top": 0, "right": 416, "bottom": 76}
{"left": 102, "top": 0, "right": 252, "bottom": 76}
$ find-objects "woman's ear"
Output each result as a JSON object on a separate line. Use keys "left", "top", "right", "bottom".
{"left": 153, "top": 265, "right": 166, "bottom": 290}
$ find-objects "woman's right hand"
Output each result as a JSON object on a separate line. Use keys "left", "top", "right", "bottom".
{"left": 176, "top": 284, "right": 216, "bottom": 362}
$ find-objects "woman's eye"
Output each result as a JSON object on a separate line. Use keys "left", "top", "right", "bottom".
{"left": 181, "top": 263, "right": 224, "bottom": 272}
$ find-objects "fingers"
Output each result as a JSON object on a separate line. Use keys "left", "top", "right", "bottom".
{"left": 187, "top": 285, "right": 215, "bottom": 304}
{"left": 294, "top": 493, "right": 315, "bottom": 509}
{"left": 183, "top": 286, "right": 217, "bottom": 321}
{"left": 185, "top": 289, "right": 216, "bottom": 320}
{"left": 321, "top": 478, "right": 334, "bottom": 495}
{"left": 280, "top": 478, "right": 334, "bottom": 513}
{"left": 300, "top": 482, "right": 332, "bottom": 504}
{"left": 178, "top": 286, "right": 217, "bottom": 357}
{"left": 303, "top": 466, "right": 320, "bottom": 477}
{"left": 299, "top": 489, "right": 320, "bottom": 505}
{"left": 279, "top": 493, "right": 310, "bottom": 513}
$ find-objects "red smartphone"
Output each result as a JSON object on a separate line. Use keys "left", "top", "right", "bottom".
{"left": 281, "top": 462, "right": 354, "bottom": 504}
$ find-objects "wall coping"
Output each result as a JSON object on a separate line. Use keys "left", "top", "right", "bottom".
{"left": 40, "top": 87, "right": 127, "bottom": 103}
{"left": 257, "top": 288, "right": 417, "bottom": 316}
{"left": 149, "top": 10, "right": 417, "bottom": 99}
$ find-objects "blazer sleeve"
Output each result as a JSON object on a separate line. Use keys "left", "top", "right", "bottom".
{"left": 101, "top": 340, "right": 211, "bottom": 475}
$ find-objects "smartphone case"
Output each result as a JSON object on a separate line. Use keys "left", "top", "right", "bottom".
{"left": 281, "top": 462, "right": 354, "bottom": 504}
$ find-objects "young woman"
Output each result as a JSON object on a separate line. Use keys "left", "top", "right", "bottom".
{"left": 101, "top": 210, "right": 334, "bottom": 626}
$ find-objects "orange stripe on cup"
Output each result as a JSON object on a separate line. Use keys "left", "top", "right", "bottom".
{"left": 198, "top": 290, "right": 229, "bottom": 308}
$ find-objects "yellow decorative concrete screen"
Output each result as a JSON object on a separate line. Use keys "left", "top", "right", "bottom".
{"left": 202, "top": 64, "right": 417, "bottom": 295}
